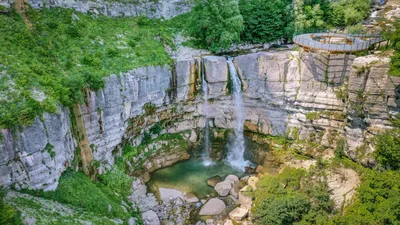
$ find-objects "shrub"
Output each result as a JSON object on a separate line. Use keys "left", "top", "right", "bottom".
{"left": 25, "top": 170, "right": 130, "bottom": 218}
{"left": 0, "top": 189, "right": 23, "bottom": 225}
{"left": 187, "top": 0, "right": 244, "bottom": 52}
{"left": 330, "top": 170, "right": 400, "bottom": 224}
{"left": 98, "top": 167, "right": 133, "bottom": 197}
{"left": 254, "top": 192, "right": 311, "bottom": 225}
{"left": 374, "top": 129, "right": 400, "bottom": 170}
{"left": 239, "top": 0, "right": 294, "bottom": 44}
{"left": 306, "top": 112, "right": 320, "bottom": 121}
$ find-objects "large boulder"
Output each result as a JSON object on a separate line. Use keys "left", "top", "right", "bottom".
{"left": 184, "top": 193, "right": 199, "bottom": 203}
{"left": 239, "top": 186, "right": 253, "bottom": 209}
{"left": 229, "top": 207, "right": 249, "bottom": 221}
{"left": 159, "top": 188, "right": 184, "bottom": 201}
{"left": 214, "top": 180, "right": 233, "bottom": 196}
{"left": 142, "top": 210, "right": 160, "bottom": 225}
{"left": 224, "top": 175, "right": 239, "bottom": 183}
{"left": 199, "top": 198, "right": 226, "bottom": 216}
{"left": 159, "top": 188, "right": 183, "bottom": 200}
{"left": 207, "top": 175, "right": 222, "bottom": 187}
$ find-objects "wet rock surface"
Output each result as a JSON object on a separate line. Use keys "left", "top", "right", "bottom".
{"left": 207, "top": 176, "right": 222, "bottom": 187}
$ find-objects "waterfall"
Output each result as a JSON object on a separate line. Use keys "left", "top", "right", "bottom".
{"left": 227, "top": 58, "right": 249, "bottom": 171}
{"left": 202, "top": 64, "right": 213, "bottom": 166}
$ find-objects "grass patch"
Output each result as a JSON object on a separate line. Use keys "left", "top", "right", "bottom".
{"left": 20, "top": 170, "right": 139, "bottom": 221}
{"left": 0, "top": 8, "right": 186, "bottom": 129}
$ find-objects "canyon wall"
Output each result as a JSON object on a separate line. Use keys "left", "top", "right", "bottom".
{"left": 1, "top": 50, "right": 399, "bottom": 190}
{"left": 0, "top": 0, "right": 192, "bottom": 19}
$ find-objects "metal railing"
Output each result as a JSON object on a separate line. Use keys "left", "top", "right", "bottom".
{"left": 292, "top": 30, "right": 385, "bottom": 53}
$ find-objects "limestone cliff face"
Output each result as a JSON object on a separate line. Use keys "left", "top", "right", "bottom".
{"left": 0, "top": 107, "right": 75, "bottom": 190}
{"left": 346, "top": 56, "right": 400, "bottom": 165}
{"left": 1, "top": 50, "right": 398, "bottom": 189}
{"left": 0, "top": 0, "right": 192, "bottom": 19}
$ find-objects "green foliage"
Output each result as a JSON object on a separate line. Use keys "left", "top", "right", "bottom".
{"left": 346, "top": 23, "right": 364, "bottom": 34}
{"left": 239, "top": 0, "right": 294, "bottom": 43}
{"left": 385, "top": 21, "right": 400, "bottom": 77}
{"left": 306, "top": 112, "right": 320, "bottom": 121}
{"left": 330, "top": 169, "right": 400, "bottom": 224}
{"left": 42, "top": 143, "right": 56, "bottom": 159}
{"left": 294, "top": 0, "right": 372, "bottom": 31}
{"left": 118, "top": 133, "right": 189, "bottom": 172}
{"left": 98, "top": 167, "right": 133, "bottom": 197}
{"left": 149, "top": 123, "right": 163, "bottom": 135}
{"left": 253, "top": 168, "right": 333, "bottom": 225}
{"left": 374, "top": 128, "right": 400, "bottom": 170}
{"left": 254, "top": 193, "right": 311, "bottom": 225}
{"left": 188, "top": 0, "right": 244, "bottom": 52}
{"left": 294, "top": 0, "right": 328, "bottom": 31}
{"left": 329, "top": 0, "right": 371, "bottom": 26}
{"left": 335, "top": 138, "right": 346, "bottom": 158}
{"left": 23, "top": 170, "right": 131, "bottom": 219}
{"left": 143, "top": 103, "right": 157, "bottom": 115}
{"left": 253, "top": 167, "right": 334, "bottom": 225}
{"left": 0, "top": 189, "right": 23, "bottom": 225}
{"left": 141, "top": 131, "right": 152, "bottom": 145}
{"left": 0, "top": 8, "right": 177, "bottom": 129}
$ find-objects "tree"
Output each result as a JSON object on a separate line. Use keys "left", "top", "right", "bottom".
{"left": 239, "top": 0, "right": 294, "bottom": 44}
{"left": 0, "top": 189, "right": 22, "bottom": 225}
{"left": 254, "top": 192, "right": 311, "bottom": 225}
{"left": 294, "top": 0, "right": 326, "bottom": 32}
{"left": 374, "top": 114, "right": 400, "bottom": 170}
{"left": 188, "top": 0, "right": 244, "bottom": 52}
{"left": 328, "top": 0, "right": 372, "bottom": 26}
{"left": 385, "top": 21, "right": 400, "bottom": 77}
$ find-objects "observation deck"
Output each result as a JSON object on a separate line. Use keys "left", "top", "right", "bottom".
{"left": 293, "top": 32, "right": 385, "bottom": 53}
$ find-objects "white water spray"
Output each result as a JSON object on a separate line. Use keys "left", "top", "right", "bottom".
{"left": 202, "top": 65, "right": 213, "bottom": 166}
{"left": 227, "top": 58, "right": 249, "bottom": 171}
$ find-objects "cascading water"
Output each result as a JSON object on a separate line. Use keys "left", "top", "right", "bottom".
{"left": 227, "top": 58, "right": 249, "bottom": 171}
{"left": 202, "top": 65, "right": 213, "bottom": 166}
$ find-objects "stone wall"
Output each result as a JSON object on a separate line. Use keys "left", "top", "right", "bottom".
{"left": 1, "top": 50, "right": 399, "bottom": 190}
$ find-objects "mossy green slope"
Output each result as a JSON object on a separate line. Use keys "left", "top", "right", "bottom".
{"left": 0, "top": 8, "right": 183, "bottom": 129}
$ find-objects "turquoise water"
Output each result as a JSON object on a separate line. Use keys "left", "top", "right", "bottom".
{"left": 147, "top": 158, "right": 246, "bottom": 198}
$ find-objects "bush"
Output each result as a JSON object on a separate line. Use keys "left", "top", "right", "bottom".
{"left": 253, "top": 167, "right": 334, "bottom": 225}
{"left": 385, "top": 21, "right": 400, "bottom": 77}
{"left": 254, "top": 192, "right": 311, "bottom": 225}
{"left": 188, "top": 0, "right": 244, "bottom": 52}
{"left": 25, "top": 170, "right": 130, "bottom": 218}
{"left": 98, "top": 167, "right": 133, "bottom": 197}
{"left": 306, "top": 112, "right": 320, "bottom": 121}
{"left": 0, "top": 189, "right": 23, "bottom": 225}
{"left": 374, "top": 129, "right": 400, "bottom": 170}
{"left": 239, "top": 0, "right": 294, "bottom": 44}
{"left": 330, "top": 169, "right": 400, "bottom": 224}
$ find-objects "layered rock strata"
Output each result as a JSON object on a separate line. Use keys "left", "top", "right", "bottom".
{"left": 1, "top": 50, "right": 399, "bottom": 190}
{"left": 2, "top": 0, "right": 192, "bottom": 19}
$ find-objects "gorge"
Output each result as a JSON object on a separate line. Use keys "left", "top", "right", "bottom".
{"left": 1, "top": 0, "right": 400, "bottom": 224}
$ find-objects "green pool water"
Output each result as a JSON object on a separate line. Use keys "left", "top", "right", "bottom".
{"left": 147, "top": 158, "right": 246, "bottom": 198}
